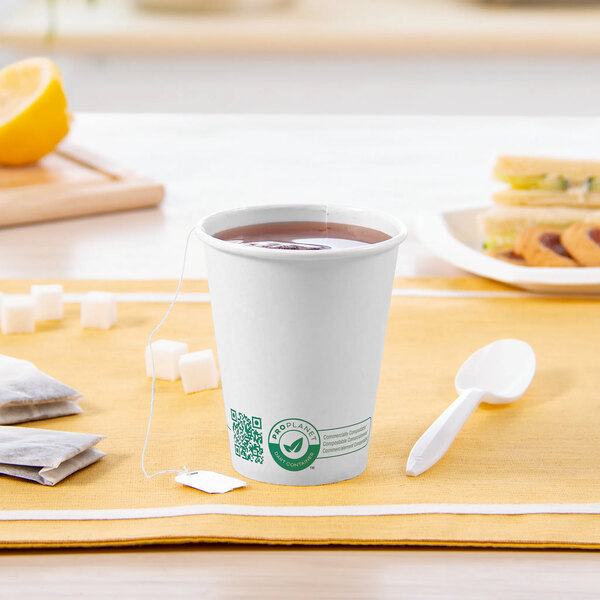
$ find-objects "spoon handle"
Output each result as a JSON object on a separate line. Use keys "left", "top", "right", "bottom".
{"left": 406, "top": 388, "right": 484, "bottom": 477}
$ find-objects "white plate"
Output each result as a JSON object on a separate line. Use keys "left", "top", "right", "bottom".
{"left": 417, "top": 207, "right": 600, "bottom": 294}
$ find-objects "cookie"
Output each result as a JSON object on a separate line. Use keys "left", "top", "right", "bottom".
{"left": 514, "top": 226, "right": 578, "bottom": 267}
{"left": 486, "top": 247, "right": 527, "bottom": 266}
{"left": 560, "top": 222, "right": 600, "bottom": 267}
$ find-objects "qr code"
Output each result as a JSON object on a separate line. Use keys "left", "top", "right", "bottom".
{"left": 231, "top": 409, "right": 264, "bottom": 464}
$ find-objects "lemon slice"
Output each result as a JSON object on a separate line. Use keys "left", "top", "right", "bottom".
{"left": 0, "top": 57, "right": 70, "bottom": 166}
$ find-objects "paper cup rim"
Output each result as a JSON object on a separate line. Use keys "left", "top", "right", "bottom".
{"left": 195, "top": 204, "right": 407, "bottom": 260}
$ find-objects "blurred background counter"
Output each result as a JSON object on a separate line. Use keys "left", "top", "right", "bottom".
{"left": 1, "top": 0, "right": 600, "bottom": 114}
{"left": 4, "top": 0, "right": 600, "bottom": 55}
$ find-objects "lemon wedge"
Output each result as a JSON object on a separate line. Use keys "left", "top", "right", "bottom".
{"left": 0, "top": 57, "right": 70, "bottom": 166}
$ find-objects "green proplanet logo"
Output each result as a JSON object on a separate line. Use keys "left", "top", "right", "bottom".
{"left": 268, "top": 418, "right": 321, "bottom": 471}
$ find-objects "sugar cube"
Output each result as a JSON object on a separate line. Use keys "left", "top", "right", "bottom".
{"left": 1, "top": 295, "right": 35, "bottom": 334}
{"left": 179, "top": 350, "right": 219, "bottom": 394}
{"left": 81, "top": 291, "right": 117, "bottom": 330}
{"left": 31, "top": 284, "right": 64, "bottom": 321}
{"left": 146, "top": 340, "right": 189, "bottom": 381}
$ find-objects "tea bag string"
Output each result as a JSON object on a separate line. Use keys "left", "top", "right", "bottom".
{"left": 141, "top": 225, "right": 200, "bottom": 479}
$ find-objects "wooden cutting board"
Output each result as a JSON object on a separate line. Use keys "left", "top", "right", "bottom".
{"left": 0, "top": 145, "right": 164, "bottom": 227}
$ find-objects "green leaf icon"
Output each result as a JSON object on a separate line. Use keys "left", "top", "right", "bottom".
{"left": 283, "top": 437, "right": 304, "bottom": 453}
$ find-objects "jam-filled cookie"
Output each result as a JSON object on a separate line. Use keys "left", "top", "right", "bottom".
{"left": 515, "top": 226, "right": 577, "bottom": 267}
{"left": 560, "top": 222, "right": 600, "bottom": 267}
{"left": 486, "top": 247, "right": 527, "bottom": 266}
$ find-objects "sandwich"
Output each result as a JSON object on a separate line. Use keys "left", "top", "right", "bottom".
{"left": 479, "top": 204, "right": 600, "bottom": 251}
{"left": 493, "top": 156, "right": 600, "bottom": 207}
{"left": 479, "top": 156, "right": 600, "bottom": 251}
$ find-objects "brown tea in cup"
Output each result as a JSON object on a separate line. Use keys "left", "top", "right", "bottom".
{"left": 215, "top": 221, "right": 391, "bottom": 250}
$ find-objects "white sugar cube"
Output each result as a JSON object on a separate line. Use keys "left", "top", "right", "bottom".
{"left": 81, "top": 291, "right": 117, "bottom": 330}
{"left": 146, "top": 339, "right": 189, "bottom": 381}
{"left": 31, "top": 284, "right": 64, "bottom": 321}
{"left": 179, "top": 350, "right": 219, "bottom": 394}
{"left": 1, "top": 295, "right": 35, "bottom": 334}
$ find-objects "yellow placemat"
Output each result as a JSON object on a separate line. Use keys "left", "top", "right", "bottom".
{"left": 0, "top": 278, "right": 599, "bottom": 549}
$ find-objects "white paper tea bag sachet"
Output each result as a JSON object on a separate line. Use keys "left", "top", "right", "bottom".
{"left": 0, "top": 426, "right": 105, "bottom": 486}
{"left": 0, "top": 354, "right": 83, "bottom": 425}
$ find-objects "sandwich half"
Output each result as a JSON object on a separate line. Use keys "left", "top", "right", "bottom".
{"left": 477, "top": 204, "right": 600, "bottom": 250}
{"left": 493, "top": 156, "right": 600, "bottom": 208}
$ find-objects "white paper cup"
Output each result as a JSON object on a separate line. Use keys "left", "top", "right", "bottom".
{"left": 197, "top": 205, "right": 407, "bottom": 485}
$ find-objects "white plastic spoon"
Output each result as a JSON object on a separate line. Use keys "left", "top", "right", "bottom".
{"left": 406, "top": 339, "right": 536, "bottom": 477}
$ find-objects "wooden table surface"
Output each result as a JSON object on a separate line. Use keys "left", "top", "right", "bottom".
{"left": 1, "top": 114, "right": 600, "bottom": 598}
{"left": 4, "top": 0, "right": 600, "bottom": 55}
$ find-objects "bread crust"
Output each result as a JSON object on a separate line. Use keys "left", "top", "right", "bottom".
{"left": 494, "top": 156, "right": 600, "bottom": 180}
{"left": 478, "top": 205, "right": 600, "bottom": 237}
{"left": 493, "top": 190, "right": 600, "bottom": 209}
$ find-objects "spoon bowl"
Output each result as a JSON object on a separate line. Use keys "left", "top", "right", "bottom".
{"left": 455, "top": 339, "right": 537, "bottom": 405}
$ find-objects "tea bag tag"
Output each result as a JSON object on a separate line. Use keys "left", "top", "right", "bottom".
{"left": 175, "top": 470, "right": 246, "bottom": 494}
